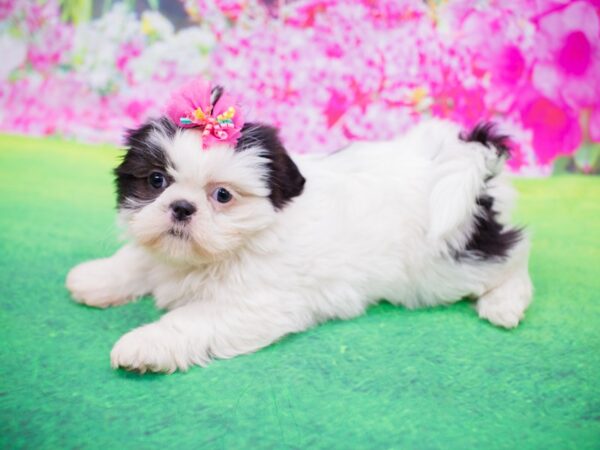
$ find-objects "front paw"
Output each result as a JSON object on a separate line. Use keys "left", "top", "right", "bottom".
{"left": 110, "top": 324, "right": 191, "bottom": 373}
{"left": 66, "top": 260, "right": 129, "bottom": 308}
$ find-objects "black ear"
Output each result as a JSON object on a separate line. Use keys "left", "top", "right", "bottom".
{"left": 236, "top": 123, "right": 305, "bottom": 209}
{"left": 114, "top": 117, "right": 176, "bottom": 208}
{"left": 119, "top": 117, "right": 176, "bottom": 173}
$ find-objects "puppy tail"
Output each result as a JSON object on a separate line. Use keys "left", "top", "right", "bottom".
{"left": 427, "top": 122, "right": 510, "bottom": 243}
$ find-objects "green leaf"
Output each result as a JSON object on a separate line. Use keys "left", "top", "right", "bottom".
{"left": 60, "top": 0, "right": 93, "bottom": 24}
{"left": 123, "top": 0, "right": 136, "bottom": 12}
{"left": 102, "top": 0, "right": 113, "bottom": 14}
{"left": 552, "top": 156, "right": 572, "bottom": 175}
{"left": 573, "top": 142, "right": 600, "bottom": 174}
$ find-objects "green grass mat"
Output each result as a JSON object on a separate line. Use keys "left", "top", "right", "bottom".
{"left": 1, "top": 134, "right": 599, "bottom": 449}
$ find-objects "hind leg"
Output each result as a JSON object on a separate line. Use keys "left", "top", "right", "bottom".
{"left": 416, "top": 121, "right": 533, "bottom": 327}
{"left": 476, "top": 238, "right": 533, "bottom": 328}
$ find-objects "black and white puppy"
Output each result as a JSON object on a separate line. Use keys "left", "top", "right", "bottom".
{"left": 67, "top": 101, "right": 532, "bottom": 373}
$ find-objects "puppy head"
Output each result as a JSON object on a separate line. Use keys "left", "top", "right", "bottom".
{"left": 115, "top": 117, "right": 305, "bottom": 264}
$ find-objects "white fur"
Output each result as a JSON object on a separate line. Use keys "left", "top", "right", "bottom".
{"left": 66, "top": 119, "right": 533, "bottom": 373}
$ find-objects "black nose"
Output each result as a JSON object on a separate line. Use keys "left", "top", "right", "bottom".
{"left": 170, "top": 200, "right": 196, "bottom": 221}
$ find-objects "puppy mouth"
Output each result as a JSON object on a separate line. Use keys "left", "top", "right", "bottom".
{"left": 167, "top": 228, "right": 190, "bottom": 239}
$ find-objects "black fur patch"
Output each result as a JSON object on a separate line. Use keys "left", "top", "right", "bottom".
{"left": 236, "top": 123, "right": 305, "bottom": 209}
{"left": 457, "top": 195, "right": 523, "bottom": 260}
{"left": 460, "top": 122, "right": 511, "bottom": 158}
{"left": 114, "top": 117, "right": 176, "bottom": 208}
{"left": 210, "top": 85, "right": 224, "bottom": 112}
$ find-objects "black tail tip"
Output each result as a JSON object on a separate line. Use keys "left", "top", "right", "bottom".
{"left": 460, "top": 122, "right": 511, "bottom": 159}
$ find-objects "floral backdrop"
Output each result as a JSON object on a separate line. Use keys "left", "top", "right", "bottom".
{"left": 1, "top": 0, "right": 599, "bottom": 175}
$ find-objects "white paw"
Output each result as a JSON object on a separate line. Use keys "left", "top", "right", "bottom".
{"left": 477, "top": 272, "right": 532, "bottom": 329}
{"left": 110, "top": 324, "right": 190, "bottom": 373}
{"left": 477, "top": 299, "right": 524, "bottom": 328}
{"left": 66, "top": 260, "right": 129, "bottom": 308}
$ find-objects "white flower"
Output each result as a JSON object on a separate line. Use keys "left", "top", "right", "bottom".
{"left": 0, "top": 33, "right": 27, "bottom": 79}
{"left": 141, "top": 10, "right": 174, "bottom": 39}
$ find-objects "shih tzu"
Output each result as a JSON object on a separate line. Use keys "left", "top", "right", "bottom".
{"left": 66, "top": 79, "right": 532, "bottom": 373}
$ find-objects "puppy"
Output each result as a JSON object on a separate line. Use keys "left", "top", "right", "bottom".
{"left": 66, "top": 83, "right": 532, "bottom": 373}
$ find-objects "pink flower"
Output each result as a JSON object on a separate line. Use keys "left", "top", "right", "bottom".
{"left": 440, "top": 3, "right": 535, "bottom": 114}
{"left": 0, "top": 0, "right": 15, "bottom": 20}
{"left": 185, "top": 0, "right": 255, "bottom": 30}
{"left": 125, "top": 99, "right": 152, "bottom": 122}
{"left": 215, "top": 0, "right": 246, "bottom": 21}
{"left": 284, "top": 0, "right": 337, "bottom": 28}
{"left": 519, "top": 95, "right": 582, "bottom": 165}
{"left": 532, "top": 1, "right": 600, "bottom": 109}
{"left": 429, "top": 67, "right": 490, "bottom": 127}
{"left": 16, "top": 0, "right": 74, "bottom": 72}
{"left": 116, "top": 42, "right": 142, "bottom": 72}
{"left": 494, "top": 45, "right": 527, "bottom": 85}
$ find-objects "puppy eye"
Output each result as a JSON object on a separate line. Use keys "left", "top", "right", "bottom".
{"left": 211, "top": 187, "right": 233, "bottom": 204}
{"left": 148, "top": 172, "right": 167, "bottom": 190}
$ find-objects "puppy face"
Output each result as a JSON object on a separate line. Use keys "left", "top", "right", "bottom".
{"left": 115, "top": 118, "right": 305, "bottom": 264}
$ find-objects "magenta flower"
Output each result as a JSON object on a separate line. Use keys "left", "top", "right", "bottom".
{"left": 125, "top": 99, "right": 153, "bottom": 122}
{"left": 215, "top": 0, "right": 248, "bottom": 21}
{"left": 0, "top": 0, "right": 15, "bottom": 21}
{"left": 116, "top": 42, "right": 142, "bottom": 72}
{"left": 519, "top": 95, "right": 582, "bottom": 165}
{"left": 532, "top": 1, "right": 600, "bottom": 109}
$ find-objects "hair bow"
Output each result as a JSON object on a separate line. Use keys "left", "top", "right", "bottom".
{"left": 166, "top": 79, "right": 244, "bottom": 149}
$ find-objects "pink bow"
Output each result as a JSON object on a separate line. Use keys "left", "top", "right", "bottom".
{"left": 165, "top": 79, "right": 244, "bottom": 149}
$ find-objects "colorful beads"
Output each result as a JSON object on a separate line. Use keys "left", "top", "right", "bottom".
{"left": 180, "top": 104, "right": 237, "bottom": 141}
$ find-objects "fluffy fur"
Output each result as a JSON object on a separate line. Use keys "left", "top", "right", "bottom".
{"left": 66, "top": 117, "right": 533, "bottom": 373}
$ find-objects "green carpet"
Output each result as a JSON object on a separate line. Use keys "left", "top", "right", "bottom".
{"left": 1, "top": 134, "right": 599, "bottom": 450}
